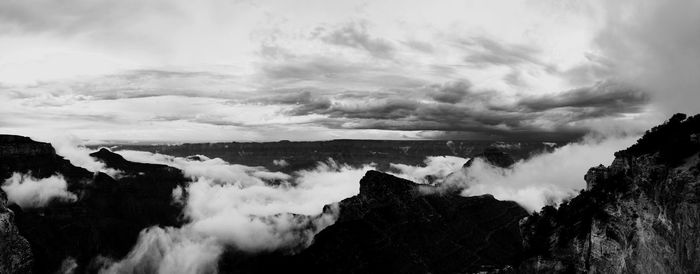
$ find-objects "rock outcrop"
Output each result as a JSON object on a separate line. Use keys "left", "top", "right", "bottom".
{"left": 0, "top": 136, "right": 188, "bottom": 273}
{"left": 519, "top": 113, "right": 700, "bottom": 273}
{"left": 221, "top": 171, "right": 529, "bottom": 273}
{"left": 0, "top": 189, "right": 33, "bottom": 274}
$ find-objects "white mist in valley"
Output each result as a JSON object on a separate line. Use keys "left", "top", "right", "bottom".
{"left": 2, "top": 173, "right": 77, "bottom": 209}
{"left": 443, "top": 135, "right": 639, "bottom": 211}
{"left": 101, "top": 151, "right": 373, "bottom": 274}
{"left": 31, "top": 134, "right": 125, "bottom": 179}
{"left": 388, "top": 156, "right": 468, "bottom": 184}
{"left": 33, "top": 134, "right": 641, "bottom": 273}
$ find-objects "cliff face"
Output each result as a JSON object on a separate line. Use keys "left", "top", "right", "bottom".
{"left": 0, "top": 189, "right": 33, "bottom": 274}
{"left": 0, "top": 136, "right": 188, "bottom": 273}
{"left": 0, "top": 135, "right": 85, "bottom": 181}
{"left": 520, "top": 113, "right": 700, "bottom": 273}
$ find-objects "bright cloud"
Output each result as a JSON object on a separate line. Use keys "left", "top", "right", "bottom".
{"left": 442, "top": 135, "right": 639, "bottom": 211}
{"left": 101, "top": 151, "right": 374, "bottom": 273}
{"left": 2, "top": 173, "right": 77, "bottom": 209}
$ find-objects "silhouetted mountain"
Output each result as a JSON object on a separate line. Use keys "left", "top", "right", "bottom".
{"left": 0, "top": 183, "right": 32, "bottom": 273}
{"left": 0, "top": 137, "right": 187, "bottom": 273}
{"left": 220, "top": 171, "right": 529, "bottom": 273}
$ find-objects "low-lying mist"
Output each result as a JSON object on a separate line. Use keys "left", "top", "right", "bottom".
{"left": 442, "top": 136, "right": 637, "bottom": 211}
{"left": 99, "top": 151, "right": 373, "bottom": 274}
{"left": 2, "top": 172, "right": 77, "bottom": 209}
{"left": 32, "top": 134, "right": 640, "bottom": 273}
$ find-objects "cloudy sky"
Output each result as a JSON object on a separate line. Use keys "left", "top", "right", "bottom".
{"left": 1, "top": 0, "right": 698, "bottom": 143}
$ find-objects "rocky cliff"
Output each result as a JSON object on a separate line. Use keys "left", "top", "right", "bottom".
{"left": 0, "top": 136, "right": 188, "bottom": 273}
{"left": 519, "top": 113, "right": 700, "bottom": 273}
{"left": 220, "top": 170, "right": 529, "bottom": 274}
{"left": 0, "top": 188, "right": 33, "bottom": 274}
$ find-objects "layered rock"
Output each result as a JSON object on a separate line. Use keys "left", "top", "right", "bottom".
{"left": 0, "top": 189, "right": 33, "bottom": 274}
{"left": 520, "top": 113, "right": 700, "bottom": 273}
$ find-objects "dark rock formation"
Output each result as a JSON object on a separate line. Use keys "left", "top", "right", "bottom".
{"left": 519, "top": 113, "right": 700, "bottom": 273}
{"left": 0, "top": 189, "right": 33, "bottom": 274}
{"left": 0, "top": 135, "right": 89, "bottom": 183}
{"left": 221, "top": 171, "right": 529, "bottom": 273}
{"left": 464, "top": 147, "right": 516, "bottom": 168}
{"left": 0, "top": 136, "right": 188, "bottom": 273}
{"left": 4, "top": 113, "right": 700, "bottom": 273}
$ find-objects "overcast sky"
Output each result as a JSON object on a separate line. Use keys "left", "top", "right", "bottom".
{"left": 1, "top": 0, "right": 698, "bottom": 143}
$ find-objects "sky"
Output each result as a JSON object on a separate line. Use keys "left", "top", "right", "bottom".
{"left": 0, "top": 0, "right": 697, "bottom": 143}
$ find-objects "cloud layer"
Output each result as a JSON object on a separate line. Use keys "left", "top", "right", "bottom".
{"left": 594, "top": 0, "right": 700, "bottom": 116}
{"left": 389, "top": 155, "right": 468, "bottom": 184}
{"left": 2, "top": 173, "right": 77, "bottom": 209}
{"left": 101, "top": 151, "right": 373, "bottom": 273}
{"left": 0, "top": 0, "right": 677, "bottom": 142}
{"left": 441, "top": 135, "right": 639, "bottom": 211}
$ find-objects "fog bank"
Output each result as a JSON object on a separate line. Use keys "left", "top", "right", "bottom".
{"left": 2, "top": 172, "right": 77, "bottom": 208}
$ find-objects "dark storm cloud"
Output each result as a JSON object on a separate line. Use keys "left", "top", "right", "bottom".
{"left": 246, "top": 81, "right": 649, "bottom": 141}
{"left": 314, "top": 22, "right": 395, "bottom": 58}
{"left": 428, "top": 81, "right": 474, "bottom": 104}
{"left": 518, "top": 82, "right": 649, "bottom": 114}
{"left": 245, "top": 90, "right": 333, "bottom": 116}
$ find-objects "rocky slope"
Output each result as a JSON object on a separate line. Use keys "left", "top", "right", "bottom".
{"left": 0, "top": 187, "right": 33, "bottom": 273}
{"left": 519, "top": 113, "right": 700, "bottom": 273}
{"left": 220, "top": 171, "right": 529, "bottom": 273}
{"left": 0, "top": 136, "right": 188, "bottom": 273}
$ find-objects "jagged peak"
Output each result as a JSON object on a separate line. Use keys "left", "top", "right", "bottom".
{"left": 90, "top": 147, "right": 127, "bottom": 163}
{"left": 358, "top": 170, "right": 418, "bottom": 200}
